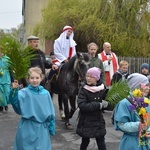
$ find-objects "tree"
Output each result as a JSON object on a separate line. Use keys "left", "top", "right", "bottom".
{"left": 0, "top": 23, "right": 23, "bottom": 43}
{"left": 34, "top": 0, "right": 150, "bottom": 57}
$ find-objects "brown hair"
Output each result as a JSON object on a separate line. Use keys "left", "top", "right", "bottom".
{"left": 28, "top": 67, "right": 44, "bottom": 79}
{"left": 87, "top": 42, "right": 99, "bottom": 50}
{"left": 119, "top": 60, "right": 129, "bottom": 68}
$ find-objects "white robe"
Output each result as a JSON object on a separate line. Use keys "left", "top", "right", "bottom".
{"left": 98, "top": 51, "right": 119, "bottom": 89}
{"left": 54, "top": 30, "right": 76, "bottom": 64}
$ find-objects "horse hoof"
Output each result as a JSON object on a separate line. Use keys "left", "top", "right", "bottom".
{"left": 59, "top": 110, "right": 65, "bottom": 121}
{"left": 61, "top": 115, "right": 65, "bottom": 121}
{"left": 65, "top": 123, "right": 73, "bottom": 130}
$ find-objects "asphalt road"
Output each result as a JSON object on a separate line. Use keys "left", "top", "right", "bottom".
{"left": 0, "top": 94, "right": 122, "bottom": 150}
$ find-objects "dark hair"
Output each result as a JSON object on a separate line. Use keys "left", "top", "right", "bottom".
{"left": 50, "top": 51, "right": 54, "bottom": 56}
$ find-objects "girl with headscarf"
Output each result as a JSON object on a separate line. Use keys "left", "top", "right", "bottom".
{"left": 114, "top": 73, "right": 150, "bottom": 150}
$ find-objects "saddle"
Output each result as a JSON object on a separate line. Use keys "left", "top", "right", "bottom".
{"left": 44, "top": 64, "right": 64, "bottom": 94}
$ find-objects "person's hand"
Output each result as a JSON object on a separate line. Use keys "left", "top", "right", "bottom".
{"left": 141, "top": 123, "right": 148, "bottom": 131}
{"left": 52, "top": 64, "right": 58, "bottom": 70}
{"left": 102, "top": 100, "right": 109, "bottom": 108}
{"left": 19, "top": 84, "right": 24, "bottom": 89}
{"left": 12, "top": 80, "right": 19, "bottom": 89}
{"left": 108, "top": 56, "right": 112, "bottom": 61}
{"left": 64, "top": 59, "right": 69, "bottom": 63}
{"left": 100, "top": 100, "right": 109, "bottom": 109}
{"left": 145, "top": 132, "right": 150, "bottom": 138}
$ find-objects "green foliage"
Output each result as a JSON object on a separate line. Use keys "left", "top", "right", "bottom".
{"left": 0, "top": 35, "right": 35, "bottom": 80}
{"left": 105, "top": 80, "right": 130, "bottom": 106}
{"left": 34, "top": 0, "right": 150, "bottom": 57}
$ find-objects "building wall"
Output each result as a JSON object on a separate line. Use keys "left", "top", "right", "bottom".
{"left": 23, "top": 0, "right": 50, "bottom": 52}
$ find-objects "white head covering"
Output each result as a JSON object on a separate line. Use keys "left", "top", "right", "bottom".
{"left": 127, "top": 73, "right": 149, "bottom": 91}
{"left": 59, "top": 25, "right": 76, "bottom": 48}
{"left": 27, "top": 35, "right": 39, "bottom": 41}
{"left": 54, "top": 26, "right": 77, "bottom": 62}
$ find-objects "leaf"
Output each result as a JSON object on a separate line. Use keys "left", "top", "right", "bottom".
{"left": 105, "top": 80, "right": 130, "bottom": 106}
{"left": 0, "top": 35, "right": 35, "bottom": 80}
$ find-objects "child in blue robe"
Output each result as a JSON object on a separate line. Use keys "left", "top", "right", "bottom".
{"left": 114, "top": 73, "right": 150, "bottom": 150}
{"left": 9, "top": 67, "right": 55, "bottom": 150}
{"left": 0, "top": 53, "right": 12, "bottom": 113}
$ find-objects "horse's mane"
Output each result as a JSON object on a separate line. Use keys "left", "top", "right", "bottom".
{"left": 65, "top": 55, "right": 76, "bottom": 71}
{"left": 63, "top": 53, "right": 89, "bottom": 76}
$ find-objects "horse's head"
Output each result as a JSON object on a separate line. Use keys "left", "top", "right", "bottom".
{"left": 74, "top": 52, "right": 90, "bottom": 81}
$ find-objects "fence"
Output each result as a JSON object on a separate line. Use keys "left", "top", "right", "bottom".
{"left": 118, "top": 57, "right": 150, "bottom": 74}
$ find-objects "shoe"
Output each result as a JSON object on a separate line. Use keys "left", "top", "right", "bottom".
{"left": 5, "top": 106, "right": 8, "bottom": 111}
{"left": 65, "top": 123, "right": 73, "bottom": 130}
{"left": 0, "top": 106, "right": 3, "bottom": 114}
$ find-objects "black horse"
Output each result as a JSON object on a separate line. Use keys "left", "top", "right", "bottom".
{"left": 48, "top": 52, "right": 90, "bottom": 129}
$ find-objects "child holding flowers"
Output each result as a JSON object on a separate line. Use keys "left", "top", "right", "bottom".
{"left": 9, "top": 67, "right": 55, "bottom": 150}
{"left": 114, "top": 73, "right": 150, "bottom": 150}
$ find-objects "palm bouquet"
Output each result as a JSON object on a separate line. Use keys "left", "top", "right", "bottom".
{"left": 0, "top": 35, "right": 35, "bottom": 80}
{"left": 105, "top": 80, "right": 130, "bottom": 106}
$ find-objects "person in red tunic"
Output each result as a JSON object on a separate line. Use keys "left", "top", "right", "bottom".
{"left": 98, "top": 42, "right": 119, "bottom": 91}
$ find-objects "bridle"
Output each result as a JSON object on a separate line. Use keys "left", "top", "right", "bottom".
{"left": 74, "top": 58, "right": 89, "bottom": 82}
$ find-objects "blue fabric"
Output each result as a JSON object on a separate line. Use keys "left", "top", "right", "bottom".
{"left": 9, "top": 85, "right": 55, "bottom": 150}
{"left": 114, "top": 98, "right": 150, "bottom": 150}
{"left": 48, "top": 69, "right": 57, "bottom": 80}
{"left": 0, "top": 55, "right": 11, "bottom": 106}
{"left": 0, "top": 55, "right": 11, "bottom": 84}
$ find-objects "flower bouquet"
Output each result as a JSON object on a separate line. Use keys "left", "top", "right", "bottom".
{"left": 106, "top": 80, "right": 150, "bottom": 144}
{"left": 128, "top": 87, "right": 150, "bottom": 143}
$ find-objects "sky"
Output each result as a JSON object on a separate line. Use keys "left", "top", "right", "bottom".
{"left": 0, "top": 0, "right": 22, "bottom": 29}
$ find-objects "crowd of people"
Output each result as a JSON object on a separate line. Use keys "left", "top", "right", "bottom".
{"left": 1, "top": 25, "right": 150, "bottom": 150}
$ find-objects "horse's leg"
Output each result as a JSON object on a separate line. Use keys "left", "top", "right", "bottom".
{"left": 50, "top": 92, "right": 53, "bottom": 98}
{"left": 63, "top": 94, "right": 73, "bottom": 130}
{"left": 58, "top": 94, "right": 65, "bottom": 120}
{"left": 69, "top": 95, "right": 77, "bottom": 119}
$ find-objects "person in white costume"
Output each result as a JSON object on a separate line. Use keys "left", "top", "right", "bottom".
{"left": 47, "top": 26, "right": 77, "bottom": 88}
{"left": 54, "top": 25, "right": 77, "bottom": 66}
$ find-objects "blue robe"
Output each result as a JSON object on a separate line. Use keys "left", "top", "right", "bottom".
{"left": 0, "top": 55, "right": 11, "bottom": 106}
{"left": 114, "top": 98, "right": 150, "bottom": 150}
{"left": 9, "top": 85, "right": 55, "bottom": 150}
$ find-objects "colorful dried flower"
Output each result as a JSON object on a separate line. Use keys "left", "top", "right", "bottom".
{"left": 128, "top": 88, "right": 150, "bottom": 144}
{"left": 132, "top": 89, "right": 142, "bottom": 97}
{"left": 138, "top": 107, "right": 147, "bottom": 115}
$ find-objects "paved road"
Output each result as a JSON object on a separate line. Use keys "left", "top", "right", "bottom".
{"left": 0, "top": 94, "right": 122, "bottom": 150}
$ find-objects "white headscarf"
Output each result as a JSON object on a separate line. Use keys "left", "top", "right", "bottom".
{"left": 59, "top": 26, "right": 76, "bottom": 48}
{"left": 54, "top": 26, "right": 77, "bottom": 62}
{"left": 127, "top": 73, "right": 149, "bottom": 91}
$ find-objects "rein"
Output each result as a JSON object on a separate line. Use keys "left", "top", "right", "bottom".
{"left": 74, "top": 60, "right": 84, "bottom": 82}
